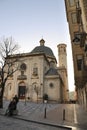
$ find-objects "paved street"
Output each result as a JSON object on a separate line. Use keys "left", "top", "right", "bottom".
{"left": 0, "top": 100, "right": 87, "bottom": 130}
{"left": 0, "top": 114, "right": 69, "bottom": 130}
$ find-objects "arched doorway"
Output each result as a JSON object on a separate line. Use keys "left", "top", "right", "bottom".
{"left": 18, "top": 82, "right": 26, "bottom": 99}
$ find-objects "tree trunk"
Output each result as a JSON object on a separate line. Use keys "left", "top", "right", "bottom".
{"left": 0, "top": 83, "right": 5, "bottom": 108}
{"left": 0, "top": 96, "right": 3, "bottom": 108}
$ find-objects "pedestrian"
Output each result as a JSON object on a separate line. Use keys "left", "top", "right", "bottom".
{"left": 13, "top": 95, "right": 19, "bottom": 109}
{"left": 5, "top": 98, "right": 16, "bottom": 116}
{"left": 13, "top": 95, "right": 19, "bottom": 104}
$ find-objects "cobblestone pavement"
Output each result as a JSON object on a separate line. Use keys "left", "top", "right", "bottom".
{"left": 0, "top": 115, "right": 69, "bottom": 130}
{"left": 0, "top": 100, "right": 87, "bottom": 130}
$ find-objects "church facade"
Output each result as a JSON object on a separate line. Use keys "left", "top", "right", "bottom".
{"left": 4, "top": 39, "right": 69, "bottom": 103}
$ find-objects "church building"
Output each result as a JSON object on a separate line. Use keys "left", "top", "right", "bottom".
{"left": 4, "top": 39, "right": 69, "bottom": 103}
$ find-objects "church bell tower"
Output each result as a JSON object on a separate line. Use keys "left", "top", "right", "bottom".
{"left": 57, "top": 44, "right": 67, "bottom": 69}
{"left": 57, "top": 43, "right": 69, "bottom": 102}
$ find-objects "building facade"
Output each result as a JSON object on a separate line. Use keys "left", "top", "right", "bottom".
{"left": 4, "top": 39, "right": 69, "bottom": 103}
{"left": 64, "top": 0, "right": 87, "bottom": 109}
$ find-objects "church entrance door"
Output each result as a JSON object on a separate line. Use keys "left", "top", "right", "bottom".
{"left": 18, "top": 86, "right": 26, "bottom": 99}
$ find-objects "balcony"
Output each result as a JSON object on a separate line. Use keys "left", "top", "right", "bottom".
{"left": 73, "top": 32, "right": 87, "bottom": 47}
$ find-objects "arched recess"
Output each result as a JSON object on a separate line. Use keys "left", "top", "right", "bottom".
{"left": 31, "top": 82, "right": 38, "bottom": 101}
{"left": 18, "top": 81, "right": 26, "bottom": 99}
{"left": 4, "top": 83, "right": 12, "bottom": 99}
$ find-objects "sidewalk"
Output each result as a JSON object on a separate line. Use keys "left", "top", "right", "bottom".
{"left": 16, "top": 103, "right": 87, "bottom": 130}
{"left": 41, "top": 104, "right": 87, "bottom": 130}
{"left": 0, "top": 101, "right": 87, "bottom": 130}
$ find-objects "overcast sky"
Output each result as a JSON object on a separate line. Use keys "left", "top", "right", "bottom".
{"left": 0, "top": 0, "right": 75, "bottom": 91}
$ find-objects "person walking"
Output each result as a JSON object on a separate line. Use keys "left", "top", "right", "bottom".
{"left": 13, "top": 95, "right": 19, "bottom": 111}
{"left": 5, "top": 98, "right": 16, "bottom": 116}
{"left": 13, "top": 95, "right": 19, "bottom": 104}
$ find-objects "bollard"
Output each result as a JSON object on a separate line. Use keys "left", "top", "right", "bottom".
{"left": 63, "top": 109, "right": 65, "bottom": 120}
{"left": 44, "top": 107, "right": 46, "bottom": 118}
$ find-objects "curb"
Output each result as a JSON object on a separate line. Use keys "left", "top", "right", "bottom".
{"left": 13, "top": 115, "right": 72, "bottom": 130}
{"left": 0, "top": 113, "right": 72, "bottom": 130}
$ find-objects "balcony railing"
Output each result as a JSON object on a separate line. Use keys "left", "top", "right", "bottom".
{"left": 73, "top": 32, "right": 87, "bottom": 47}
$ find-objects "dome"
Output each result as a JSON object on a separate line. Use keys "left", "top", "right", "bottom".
{"left": 45, "top": 67, "right": 59, "bottom": 76}
{"left": 30, "top": 39, "right": 55, "bottom": 58}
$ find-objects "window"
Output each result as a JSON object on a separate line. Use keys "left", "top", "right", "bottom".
{"left": 33, "top": 67, "right": 38, "bottom": 76}
{"left": 77, "top": 55, "right": 83, "bottom": 71}
{"left": 71, "top": 12, "right": 77, "bottom": 23}
{"left": 33, "top": 63, "right": 38, "bottom": 76}
{"left": 77, "top": 59, "right": 82, "bottom": 70}
{"left": 83, "top": 0, "right": 87, "bottom": 21}
{"left": 49, "top": 83, "right": 54, "bottom": 88}
{"left": 69, "top": 0, "right": 75, "bottom": 6}
{"left": 20, "top": 63, "right": 26, "bottom": 71}
{"left": 9, "top": 85, "right": 11, "bottom": 90}
{"left": 21, "top": 71, "right": 24, "bottom": 76}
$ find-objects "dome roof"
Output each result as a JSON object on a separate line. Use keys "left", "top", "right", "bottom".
{"left": 30, "top": 39, "right": 55, "bottom": 58}
{"left": 45, "top": 67, "right": 59, "bottom": 76}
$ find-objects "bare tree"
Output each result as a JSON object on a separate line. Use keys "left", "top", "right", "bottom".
{"left": 0, "top": 37, "right": 20, "bottom": 108}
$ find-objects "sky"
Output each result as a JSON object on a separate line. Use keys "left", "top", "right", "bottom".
{"left": 0, "top": 0, "right": 75, "bottom": 91}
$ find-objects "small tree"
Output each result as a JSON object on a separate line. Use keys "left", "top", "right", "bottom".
{"left": 0, "top": 36, "right": 19, "bottom": 108}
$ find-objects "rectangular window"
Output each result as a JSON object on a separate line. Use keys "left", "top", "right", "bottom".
{"left": 33, "top": 67, "right": 38, "bottom": 76}
{"left": 77, "top": 55, "right": 83, "bottom": 71}
{"left": 69, "top": 0, "right": 75, "bottom": 6}
{"left": 83, "top": 0, "right": 87, "bottom": 21}
{"left": 71, "top": 12, "right": 77, "bottom": 23}
{"left": 77, "top": 59, "right": 82, "bottom": 70}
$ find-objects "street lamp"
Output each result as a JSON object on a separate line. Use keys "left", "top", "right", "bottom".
{"left": 44, "top": 99, "right": 47, "bottom": 118}
{"left": 43, "top": 93, "right": 48, "bottom": 118}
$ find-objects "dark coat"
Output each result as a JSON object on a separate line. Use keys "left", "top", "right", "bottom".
{"left": 8, "top": 100, "right": 16, "bottom": 110}
{"left": 13, "top": 96, "right": 19, "bottom": 104}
